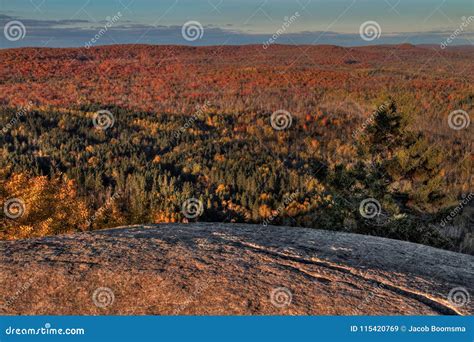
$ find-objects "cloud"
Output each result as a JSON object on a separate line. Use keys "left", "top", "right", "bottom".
{"left": 1, "top": 13, "right": 473, "bottom": 48}
{"left": 0, "top": 14, "right": 90, "bottom": 28}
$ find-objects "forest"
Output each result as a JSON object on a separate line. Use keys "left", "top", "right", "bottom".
{"left": 0, "top": 45, "right": 472, "bottom": 253}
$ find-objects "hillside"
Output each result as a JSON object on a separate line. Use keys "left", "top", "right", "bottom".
{"left": 1, "top": 45, "right": 473, "bottom": 121}
{"left": 1, "top": 223, "right": 472, "bottom": 315}
{"left": 1, "top": 44, "right": 472, "bottom": 253}
{"left": 0, "top": 45, "right": 474, "bottom": 253}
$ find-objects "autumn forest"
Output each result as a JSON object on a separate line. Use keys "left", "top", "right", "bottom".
{"left": 0, "top": 44, "right": 472, "bottom": 253}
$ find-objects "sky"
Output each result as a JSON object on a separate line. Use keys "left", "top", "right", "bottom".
{"left": 0, "top": 0, "right": 473, "bottom": 48}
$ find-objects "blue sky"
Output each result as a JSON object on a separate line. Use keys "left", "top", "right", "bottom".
{"left": 1, "top": 0, "right": 473, "bottom": 47}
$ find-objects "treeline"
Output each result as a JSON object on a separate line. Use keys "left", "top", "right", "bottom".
{"left": 0, "top": 101, "right": 472, "bottom": 253}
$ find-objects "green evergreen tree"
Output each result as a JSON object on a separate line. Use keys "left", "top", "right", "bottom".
{"left": 359, "top": 100, "right": 446, "bottom": 213}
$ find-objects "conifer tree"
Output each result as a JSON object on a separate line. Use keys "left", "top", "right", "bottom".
{"left": 358, "top": 100, "right": 446, "bottom": 213}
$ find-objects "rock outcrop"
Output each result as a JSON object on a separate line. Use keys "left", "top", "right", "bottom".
{"left": 0, "top": 223, "right": 472, "bottom": 315}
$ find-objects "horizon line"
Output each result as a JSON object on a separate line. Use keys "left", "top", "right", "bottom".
{"left": 2, "top": 42, "right": 474, "bottom": 51}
